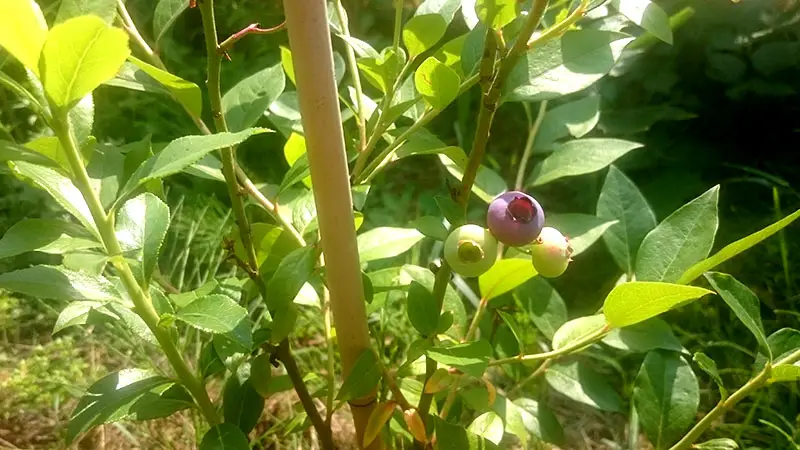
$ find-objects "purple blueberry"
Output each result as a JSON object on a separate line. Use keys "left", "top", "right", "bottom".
{"left": 487, "top": 191, "right": 545, "bottom": 247}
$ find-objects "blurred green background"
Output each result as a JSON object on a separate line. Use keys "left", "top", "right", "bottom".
{"left": 1, "top": 0, "right": 799, "bottom": 448}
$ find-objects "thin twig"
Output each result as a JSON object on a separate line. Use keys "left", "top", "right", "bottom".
{"left": 514, "top": 100, "right": 547, "bottom": 190}
{"left": 218, "top": 22, "right": 286, "bottom": 56}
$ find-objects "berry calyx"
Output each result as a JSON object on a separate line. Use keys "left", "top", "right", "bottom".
{"left": 444, "top": 224, "right": 498, "bottom": 277}
{"left": 530, "top": 226, "right": 572, "bottom": 278}
{"left": 487, "top": 191, "right": 545, "bottom": 247}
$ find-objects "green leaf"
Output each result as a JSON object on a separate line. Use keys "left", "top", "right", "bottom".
{"left": 336, "top": 34, "right": 379, "bottom": 59}
{"left": 596, "top": 166, "right": 658, "bottom": 274}
{"left": 129, "top": 56, "right": 202, "bottom": 118}
{"left": 336, "top": 349, "right": 381, "bottom": 402}
{"left": 66, "top": 369, "right": 171, "bottom": 444}
{"left": 693, "top": 439, "right": 739, "bottom": 450}
{"left": 400, "top": 265, "right": 467, "bottom": 339}
{"left": 413, "top": 215, "right": 448, "bottom": 241}
{"left": 0, "top": 265, "right": 121, "bottom": 302}
{"left": 468, "top": 411, "right": 504, "bottom": 445}
{"left": 55, "top": 0, "right": 116, "bottom": 24}
{"left": 433, "top": 34, "right": 467, "bottom": 78}
{"left": 634, "top": 351, "right": 699, "bottom": 449}
{"left": 120, "top": 128, "right": 267, "bottom": 200}
{"left": 266, "top": 247, "right": 316, "bottom": 312}
{"left": 10, "top": 161, "right": 100, "bottom": 240}
{"left": 358, "top": 47, "right": 405, "bottom": 94}
{"left": 407, "top": 281, "right": 439, "bottom": 336}
{"left": 534, "top": 94, "right": 601, "bottom": 150}
{"left": 281, "top": 132, "right": 311, "bottom": 190}
{"left": 704, "top": 272, "right": 770, "bottom": 359}
{"left": 223, "top": 370, "right": 265, "bottom": 435}
{"left": 432, "top": 415, "right": 501, "bottom": 449}
{"left": 602, "top": 318, "right": 686, "bottom": 354}
{"left": 116, "top": 193, "right": 170, "bottom": 282}
{"left": 0, "top": 0, "right": 48, "bottom": 77}
{"left": 127, "top": 383, "right": 194, "bottom": 421}
{"left": 692, "top": 352, "right": 727, "bottom": 399}
{"left": 768, "top": 364, "right": 800, "bottom": 384}
{"left": 199, "top": 423, "right": 250, "bottom": 450}
{"left": 0, "top": 218, "right": 100, "bottom": 258}
{"left": 545, "top": 214, "right": 618, "bottom": 256}
{"left": 53, "top": 300, "right": 111, "bottom": 333}
{"left": 611, "top": 0, "right": 673, "bottom": 45}
{"left": 552, "top": 314, "right": 607, "bottom": 350}
{"left": 403, "top": 14, "right": 447, "bottom": 60}
{"left": 426, "top": 340, "right": 493, "bottom": 377}
{"left": 70, "top": 93, "right": 95, "bottom": 147}
{"left": 415, "top": 57, "right": 460, "bottom": 110}
{"left": 496, "top": 310, "right": 523, "bottom": 352}
{"left": 175, "top": 295, "right": 248, "bottom": 334}
{"left": 475, "top": 0, "right": 518, "bottom": 30}
{"left": 416, "top": 0, "right": 462, "bottom": 24}
{"left": 528, "top": 138, "right": 644, "bottom": 187}
{"left": 545, "top": 360, "right": 623, "bottom": 412}
{"left": 756, "top": 329, "right": 800, "bottom": 371}
{"left": 223, "top": 64, "right": 285, "bottom": 132}
{"left": 635, "top": 186, "right": 720, "bottom": 283}
{"left": 0, "top": 139, "right": 58, "bottom": 167}
{"left": 391, "top": 128, "right": 468, "bottom": 167}
{"left": 478, "top": 258, "right": 536, "bottom": 301}
{"left": 603, "top": 281, "right": 713, "bottom": 328}
{"left": 504, "top": 30, "right": 633, "bottom": 103}
{"left": 677, "top": 208, "right": 800, "bottom": 285}
{"left": 357, "top": 227, "right": 424, "bottom": 263}
{"left": 439, "top": 154, "right": 507, "bottom": 204}
{"left": 40, "top": 16, "right": 130, "bottom": 109}
{"left": 153, "top": 0, "right": 189, "bottom": 43}
{"left": 514, "top": 277, "right": 567, "bottom": 340}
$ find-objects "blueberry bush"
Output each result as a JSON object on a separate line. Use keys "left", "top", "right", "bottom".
{"left": 0, "top": 0, "right": 799, "bottom": 448}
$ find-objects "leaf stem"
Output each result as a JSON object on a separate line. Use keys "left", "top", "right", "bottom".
{"left": 218, "top": 21, "right": 286, "bottom": 55}
{"left": 333, "top": 0, "right": 367, "bottom": 154}
{"left": 514, "top": 100, "right": 547, "bottom": 190}
{"left": 489, "top": 325, "right": 610, "bottom": 366}
{"left": 51, "top": 113, "right": 220, "bottom": 425}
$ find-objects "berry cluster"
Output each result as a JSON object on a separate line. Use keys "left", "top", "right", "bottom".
{"left": 443, "top": 191, "right": 572, "bottom": 278}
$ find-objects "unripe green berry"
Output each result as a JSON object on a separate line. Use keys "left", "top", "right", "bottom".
{"left": 444, "top": 224, "right": 498, "bottom": 277}
{"left": 530, "top": 226, "right": 572, "bottom": 278}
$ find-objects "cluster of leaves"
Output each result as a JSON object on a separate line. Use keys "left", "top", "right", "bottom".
{"left": 0, "top": 0, "right": 799, "bottom": 448}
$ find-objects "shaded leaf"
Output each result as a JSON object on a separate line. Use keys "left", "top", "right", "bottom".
{"left": 358, "top": 47, "right": 405, "bottom": 93}
{"left": 223, "top": 64, "right": 285, "bottom": 132}
{"left": 175, "top": 295, "right": 248, "bottom": 334}
{"left": 552, "top": 314, "right": 607, "bottom": 351}
{"left": 545, "top": 360, "right": 623, "bottom": 412}
{"left": 432, "top": 415, "right": 500, "bottom": 449}
{"left": 597, "top": 166, "right": 657, "bottom": 274}
{"left": 223, "top": 370, "right": 264, "bottom": 435}
{"left": 704, "top": 272, "right": 770, "bottom": 359}
{"left": 337, "top": 350, "right": 381, "bottom": 402}
{"left": 534, "top": 94, "right": 601, "bottom": 150}
{"left": 266, "top": 247, "right": 316, "bottom": 312}
{"left": 407, "top": 281, "right": 439, "bottom": 336}
{"left": 504, "top": 30, "right": 633, "bottom": 102}
{"left": 439, "top": 154, "right": 507, "bottom": 204}
{"left": 546, "top": 214, "right": 617, "bottom": 256}
{"left": 602, "top": 318, "right": 686, "bottom": 354}
{"left": 116, "top": 193, "right": 170, "bottom": 282}
{"left": 475, "top": 0, "right": 518, "bottom": 29}
{"left": 0, "top": 265, "right": 121, "bottom": 302}
{"left": 129, "top": 56, "right": 202, "bottom": 118}
{"left": 693, "top": 352, "right": 726, "bottom": 399}
{"left": 55, "top": 0, "right": 116, "bottom": 24}
{"left": 153, "top": 0, "right": 188, "bottom": 43}
{"left": 0, "top": 218, "right": 99, "bottom": 258}
{"left": 528, "top": 138, "right": 643, "bottom": 187}
{"left": 426, "top": 340, "right": 493, "bottom": 377}
{"left": 634, "top": 351, "right": 699, "bottom": 449}
{"left": 514, "top": 277, "right": 567, "bottom": 340}
{"left": 199, "top": 423, "right": 250, "bottom": 450}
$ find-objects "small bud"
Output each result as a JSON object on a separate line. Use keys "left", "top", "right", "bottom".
{"left": 363, "top": 401, "right": 397, "bottom": 448}
{"left": 424, "top": 368, "right": 455, "bottom": 394}
{"left": 444, "top": 224, "right": 498, "bottom": 277}
{"left": 403, "top": 409, "right": 428, "bottom": 444}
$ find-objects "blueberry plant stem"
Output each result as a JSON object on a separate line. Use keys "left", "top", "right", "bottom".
{"left": 489, "top": 325, "right": 610, "bottom": 366}
{"left": 51, "top": 113, "right": 220, "bottom": 426}
{"left": 197, "top": 0, "right": 331, "bottom": 444}
{"left": 282, "top": 2, "right": 380, "bottom": 448}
